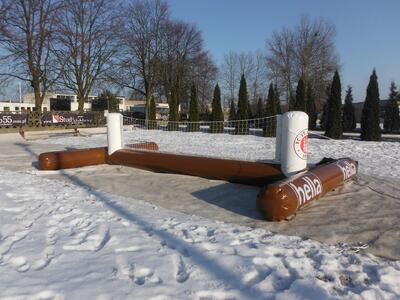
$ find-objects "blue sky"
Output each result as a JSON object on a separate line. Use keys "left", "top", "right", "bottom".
{"left": 168, "top": 0, "right": 400, "bottom": 101}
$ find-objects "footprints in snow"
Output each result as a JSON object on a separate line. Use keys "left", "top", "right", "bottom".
{"left": 63, "top": 225, "right": 110, "bottom": 252}
{"left": 174, "top": 255, "right": 190, "bottom": 283}
{"left": 9, "top": 256, "right": 30, "bottom": 272}
{"left": 114, "top": 253, "right": 190, "bottom": 285}
{"left": 114, "top": 255, "right": 161, "bottom": 285}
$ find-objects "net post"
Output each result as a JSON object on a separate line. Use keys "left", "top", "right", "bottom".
{"left": 107, "top": 113, "right": 124, "bottom": 155}
{"left": 280, "top": 111, "right": 309, "bottom": 176}
{"left": 275, "top": 114, "right": 282, "bottom": 162}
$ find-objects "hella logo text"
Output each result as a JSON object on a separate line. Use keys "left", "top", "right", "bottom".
{"left": 288, "top": 174, "right": 322, "bottom": 207}
{"left": 336, "top": 160, "right": 357, "bottom": 181}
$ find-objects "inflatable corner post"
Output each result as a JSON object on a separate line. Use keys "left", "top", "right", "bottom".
{"left": 274, "top": 114, "right": 282, "bottom": 162}
{"left": 107, "top": 113, "right": 124, "bottom": 155}
{"left": 280, "top": 111, "right": 308, "bottom": 176}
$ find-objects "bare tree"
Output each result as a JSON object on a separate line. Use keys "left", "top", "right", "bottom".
{"left": 0, "top": 1, "right": 8, "bottom": 37}
{"left": 0, "top": 0, "right": 61, "bottom": 110}
{"left": 220, "top": 51, "right": 239, "bottom": 104}
{"left": 266, "top": 27, "right": 296, "bottom": 105}
{"left": 110, "top": 0, "right": 216, "bottom": 114}
{"left": 238, "top": 52, "right": 255, "bottom": 82}
{"left": 294, "top": 16, "right": 338, "bottom": 107}
{"left": 189, "top": 52, "right": 217, "bottom": 108}
{"left": 55, "top": 0, "right": 120, "bottom": 111}
{"left": 220, "top": 50, "right": 267, "bottom": 107}
{"left": 111, "top": 0, "right": 168, "bottom": 107}
{"left": 250, "top": 50, "right": 267, "bottom": 103}
{"left": 157, "top": 20, "right": 212, "bottom": 111}
{"left": 266, "top": 16, "right": 339, "bottom": 109}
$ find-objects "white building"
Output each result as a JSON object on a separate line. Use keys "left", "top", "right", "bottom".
{"left": 0, "top": 101, "right": 35, "bottom": 112}
{"left": 0, "top": 92, "right": 135, "bottom": 112}
{"left": 21, "top": 92, "right": 128, "bottom": 111}
{"left": 0, "top": 93, "right": 174, "bottom": 116}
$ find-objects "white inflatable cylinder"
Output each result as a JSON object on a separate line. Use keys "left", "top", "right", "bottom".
{"left": 275, "top": 115, "right": 282, "bottom": 162}
{"left": 280, "top": 111, "right": 309, "bottom": 177}
{"left": 107, "top": 113, "right": 123, "bottom": 155}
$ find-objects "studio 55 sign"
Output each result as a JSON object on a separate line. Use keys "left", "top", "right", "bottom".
{"left": 41, "top": 112, "right": 95, "bottom": 125}
{"left": 0, "top": 114, "right": 27, "bottom": 127}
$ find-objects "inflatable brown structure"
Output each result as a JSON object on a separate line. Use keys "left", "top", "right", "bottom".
{"left": 257, "top": 158, "right": 358, "bottom": 221}
{"left": 108, "top": 149, "right": 284, "bottom": 186}
{"left": 39, "top": 142, "right": 159, "bottom": 170}
{"left": 37, "top": 112, "right": 359, "bottom": 221}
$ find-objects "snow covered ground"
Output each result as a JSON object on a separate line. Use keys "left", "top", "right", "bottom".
{"left": 0, "top": 129, "right": 400, "bottom": 299}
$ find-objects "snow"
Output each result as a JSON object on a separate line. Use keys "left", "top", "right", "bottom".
{"left": 0, "top": 129, "right": 400, "bottom": 299}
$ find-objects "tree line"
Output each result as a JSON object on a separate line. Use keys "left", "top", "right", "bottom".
{"left": 0, "top": 0, "right": 398, "bottom": 139}
{"left": 171, "top": 73, "right": 281, "bottom": 136}
{"left": 318, "top": 69, "right": 399, "bottom": 141}
{"left": 0, "top": 1, "right": 344, "bottom": 115}
{"left": 184, "top": 67, "right": 399, "bottom": 140}
{"left": 0, "top": 0, "right": 217, "bottom": 112}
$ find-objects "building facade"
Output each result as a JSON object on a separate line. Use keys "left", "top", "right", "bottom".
{"left": 0, "top": 101, "right": 35, "bottom": 112}
{"left": 0, "top": 92, "right": 138, "bottom": 112}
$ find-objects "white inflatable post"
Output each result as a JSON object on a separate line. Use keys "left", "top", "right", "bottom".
{"left": 280, "top": 111, "right": 309, "bottom": 177}
{"left": 275, "top": 114, "right": 282, "bottom": 162}
{"left": 107, "top": 113, "right": 123, "bottom": 155}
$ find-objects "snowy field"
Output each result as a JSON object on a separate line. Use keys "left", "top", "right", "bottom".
{"left": 0, "top": 129, "right": 400, "bottom": 299}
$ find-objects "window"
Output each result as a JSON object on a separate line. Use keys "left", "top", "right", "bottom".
{"left": 4, "top": 107, "right": 10, "bottom": 111}
{"left": 15, "top": 107, "right": 19, "bottom": 111}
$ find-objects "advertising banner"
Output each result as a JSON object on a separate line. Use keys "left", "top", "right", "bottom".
{"left": 41, "top": 112, "right": 95, "bottom": 125}
{"left": 0, "top": 113, "right": 28, "bottom": 127}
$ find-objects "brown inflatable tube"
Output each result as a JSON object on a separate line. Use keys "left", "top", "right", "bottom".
{"left": 108, "top": 149, "right": 284, "bottom": 185}
{"left": 257, "top": 158, "right": 358, "bottom": 221}
{"left": 39, "top": 142, "right": 159, "bottom": 170}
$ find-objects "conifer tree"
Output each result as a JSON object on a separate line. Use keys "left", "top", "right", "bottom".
{"left": 306, "top": 82, "right": 317, "bottom": 130}
{"left": 200, "top": 102, "right": 211, "bottom": 121}
{"left": 342, "top": 86, "right": 356, "bottom": 132}
{"left": 294, "top": 77, "right": 307, "bottom": 112}
{"left": 210, "top": 84, "right": 224, "bottom": 133}
{"left": 189, "top": 83, "right": 200, "bottom": 131}
{"left": 325, "top": 70, "right": 343, "bottom": 139}
{"left": 383, "top": 81, "right": 400, "bottom": 132}
{"left": 319, "top": 85, "right": 331, "bottom": 130}
{"left": 147, "top": 95, "right": 156, "bottom": 129}
{"left": 264, "top": 83, "right": 278, "bottom": 136}
{"left": 265, "top": 83, "right": 277, "bottom": 116}
{"left": 247, "top": 101, "right": 254, "bottom": 119}
{"left": 228, "top": 99, "right": 236, "bottom": 121}
{"left": 95, "top": 90, "right": 119, "bottom": 112}
{"left": 256, "top": 97, "right": 264, "bottom": 119}
{"left": 361, "top": 69, "right": 381, "bottom": 141}
{"left": 288, "top": 91, "right": 295, "bottom": 111}
{"left": 320, "top": 102, "right": 328, "bottom": 131}
{"left": 167, "top": 90, "right": 179, "bottom": 131}
{"left": 149, "top": 95, "right": 156, "bottom": 119}
{"left": 236, "top": 74, "right": 249, "bottom": 134}
{"left": 274, "top": 84, "right": 282, "bottom": 114}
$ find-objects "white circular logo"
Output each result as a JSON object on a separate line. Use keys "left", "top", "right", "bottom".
{"left": 293, "top": 129, "right": 308, "bottom": 160}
